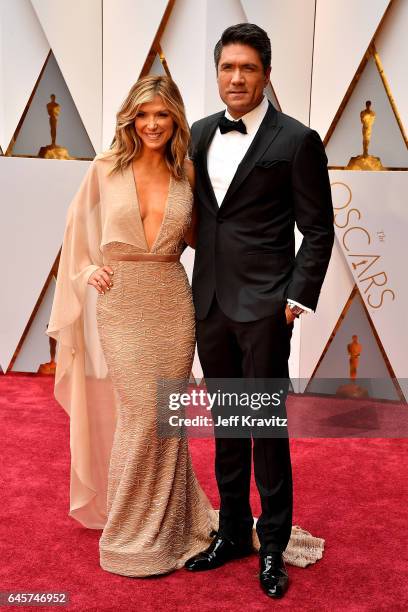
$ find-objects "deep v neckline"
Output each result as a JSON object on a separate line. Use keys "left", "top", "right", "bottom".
{"left": 130, "top": 162, "right": 173, "bottom": 253}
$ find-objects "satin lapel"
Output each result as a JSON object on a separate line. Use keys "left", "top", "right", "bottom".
{"left": 196, "top": 112, "right": 224, "bottom": 211}
{"left": 219, "top": 102, "right": 281, "bottom": 210}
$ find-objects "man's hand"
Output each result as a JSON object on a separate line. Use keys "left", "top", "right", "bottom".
{"left": 88, "top": 266, "right": 114, "bottom": 294}
{"left": 285, "top": 304, "right": 296, "bottom": 324}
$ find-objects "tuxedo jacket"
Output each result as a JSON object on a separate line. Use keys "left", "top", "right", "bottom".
{"left": 190, "top": 101, "right": 335, "bottom": 322}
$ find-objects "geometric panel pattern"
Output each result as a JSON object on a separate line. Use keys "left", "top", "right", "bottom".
{"left": 240, "top": 0, "right": 316, "bottom": 125}
{"left": 11, "top": 277, "right": 56, "bottom": 373}
{"left": 11, "top": 52, "right": 95, "bottom": 159}
{"left": 326, "top": 54, "right": 408, "bottom": 168}
{"left": 203, "top": 0, "right": 248, "bottom": 116}
{"left": 331, "top": 171, "right": 408, "bottom": 385}
{"left": 102, "top": 0, "right": 169, "bottom": 148}
{"left": 0, "top": 0, "right": 49, "bottom": 151}
{"left": 1, "top": 0, "right": 407, "bottom": 387}
{"left": 307, "top": 288, "right": 400, "bottom": 401}
{"left": 299, "top": 235, "right": 355, "bottom": 389}
{"left": 160, "top": 0, "right": 209, "bottom": 124}
{"left": 375, "top": 0, "right": 408, "bottom": 137}
{"left": 0, "top": 158, "right": 91, "bottom": 371}
{"left": 30, "top": 0, "right": 102, "bottom": 152}
{"left": 311, "top": 0, "right": 391, "bottom": 140}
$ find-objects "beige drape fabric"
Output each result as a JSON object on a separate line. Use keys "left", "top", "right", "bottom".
{"left": 47, "top": 155, "right": 188, "bottom": 528}
{"left": 47, "top": 158, "right": 118, "bottom": 528}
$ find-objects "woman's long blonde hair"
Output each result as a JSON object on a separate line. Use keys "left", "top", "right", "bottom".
{"left": 102, "top": 75, "right": 190, "bottom": 179}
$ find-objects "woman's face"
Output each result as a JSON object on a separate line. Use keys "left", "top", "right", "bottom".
{"left": 134, "top": 95, "right": 174, "bottom": 152}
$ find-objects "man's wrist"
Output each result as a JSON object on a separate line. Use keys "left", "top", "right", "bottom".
{"left": 287, "top": 303, "right": 304, "bottom": 318}
{"left": 287, "top": 298, "right": 313, "bottom": 316}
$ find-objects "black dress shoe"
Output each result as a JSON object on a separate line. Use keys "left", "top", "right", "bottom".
{"left": 259, "top": 552, "right": 289, "bottom": 598}
{"left": 184, "top": 535, "right": 253, "bottom": 571}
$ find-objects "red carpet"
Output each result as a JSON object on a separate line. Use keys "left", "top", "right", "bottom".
{"left": 1, "top": 374, "right": 407, "bottom": 611}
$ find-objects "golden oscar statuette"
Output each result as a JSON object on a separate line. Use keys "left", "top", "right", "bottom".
{"left": 346, "top": 100, "right": 384, "bottom": 171}
{"left": 38, "top": 94, "right": 71, "bottom": 159}
{"left": 336, "top": 335, "right": 369, "bottom": 398}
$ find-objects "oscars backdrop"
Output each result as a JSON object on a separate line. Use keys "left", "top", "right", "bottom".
{"left": 0, "top": 0, "right": 407, "bottom": 402}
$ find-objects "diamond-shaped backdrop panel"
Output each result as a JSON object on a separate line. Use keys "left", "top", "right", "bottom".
{"left": 375, "top": 0, "right": 408, "bottom": 137}
{"left": 331, "top": 171, "right": 407, "bottom": 382}
{"left": 31, "top": 0, "right": 102, "bottom": 152}
{"left": 102, "top": 0, "right": 169, "bottom": 149}
{"left": 326, "top": 55, "right": 408, "bottom": 168}
{"left": 204, "top": 0, "right": 248, "bottom": 116}
{"left": 311, "top": 0, "right": 390, "bottom": 140}
{"left": 0, "top": 158, "right": 91, "bottom": 371}
{"left": 307, "top": 289, "right": 399, "bottom": 401}
{"left": 299, "top": 234, "right": 355, "bottom": 388}
{"left": 240, "top": 0, "right": 315, "bottom": 125}
{"left": 12, "top": 52, "right": 95, "bottom": 159}
{"left": 0, "top": 0, "right": 49, "bottom": 151}
{"left": 12, "top": 278, "right": 56, "bottom": 373}
{"left": 161, "top": 0, "right": 208, "bottom": 124}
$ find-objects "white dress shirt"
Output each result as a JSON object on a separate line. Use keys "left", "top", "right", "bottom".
{"left": 207, "top": 95, "right": 269, "bottom": 207}
{"left": 207, "top": 95, "right": 311, "bottom": 313}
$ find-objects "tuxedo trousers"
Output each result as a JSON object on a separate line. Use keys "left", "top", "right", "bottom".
{"left": 196, "top": 296, "right": 293, "bottom": 554}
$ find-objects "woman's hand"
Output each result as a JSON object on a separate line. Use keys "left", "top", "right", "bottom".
{"left": 88, "top": 266, "right": 114, "bottom": 294}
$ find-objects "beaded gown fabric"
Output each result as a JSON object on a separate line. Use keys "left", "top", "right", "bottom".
{"left": 96, "top": 175, "right": 219, "bottom": 576}
{"left": 47, "top": 156, "right": 324, "bottom": 578}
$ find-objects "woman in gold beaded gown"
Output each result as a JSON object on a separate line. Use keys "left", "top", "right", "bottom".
{"left": 47, "top": 75, "right": 324, "bottom": 578}
{"left": 47, "top": 76, "right": 217, "bottom": 577}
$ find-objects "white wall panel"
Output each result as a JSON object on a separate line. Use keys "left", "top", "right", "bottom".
{"left": 308, "top": 291, "right": 399, "bottom": 401}
{"left": 0, "top": 157, "right": 90, "bottom": 371}
{"left": 161, "top": 0, "right": 207, "bottom": 125}
{"left": 375, "top": 0, "right": 408, "bottom": 136}
{"left": 326, "top": 56, "right": 408, "bottom": 167}
{"left": 204, "top": 0, "right": 247, "bottom": 116}
{"left": 1, "top": 0, "right": 406, "bottom": 383}
{"left": 30, "top": 0, "right": 102, "bottom": 152}
{"left": 0, "top": 0, "right": 49, "bottom": 151}
{"left": 102, "top": 0, "right": 168, "bottom": 150}
{"left": 299, "top": 235, "right": 355, "bottom": 389}
{"left": 311, "top": 0, "right": 390, "bottom": 140}
{"left": 12, "top": 52, "right": 95, "bottom": 159}
{"left": 331, "top": 171, "right": 408, "bottom": 384}
{"left": 12, "top": 278, "right": 56, "bottom": 372}
{"left": 240, "top": 0, "right": 315, "bottom": 125}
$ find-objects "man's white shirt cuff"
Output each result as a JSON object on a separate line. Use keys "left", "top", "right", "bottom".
{"left": 287, "top": 299, "right": 313, "bottom": 314}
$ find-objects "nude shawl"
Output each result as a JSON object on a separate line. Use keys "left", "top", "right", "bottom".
{"left": 47, "top": 156, "right": 124, "bottom": 529}
{"left": 47, "top": 154, "right": 178, "bottom": 528}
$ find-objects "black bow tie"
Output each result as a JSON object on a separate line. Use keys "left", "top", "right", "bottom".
{"left": 218, "top": 116, "right": 247, "bottom": 135}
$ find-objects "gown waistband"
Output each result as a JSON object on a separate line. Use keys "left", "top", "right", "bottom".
{"left": 105, "top": 252, "right": 180, "bottom": 263}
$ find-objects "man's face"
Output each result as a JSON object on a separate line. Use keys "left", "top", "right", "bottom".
{"left": 217, "top": 43, "right": 270, "bottom": 118}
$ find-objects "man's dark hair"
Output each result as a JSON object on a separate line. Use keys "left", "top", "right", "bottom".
{"left": 214, "top": 23, "right": 271, "bottom": 73}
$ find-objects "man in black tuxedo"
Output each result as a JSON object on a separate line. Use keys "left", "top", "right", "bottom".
{"left": 184, "top": 24, "right": 334, "bottom": 598}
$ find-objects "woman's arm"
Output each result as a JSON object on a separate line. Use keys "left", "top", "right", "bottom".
{"left": 184, "top": 159, "right": 198, "bottom": 249}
